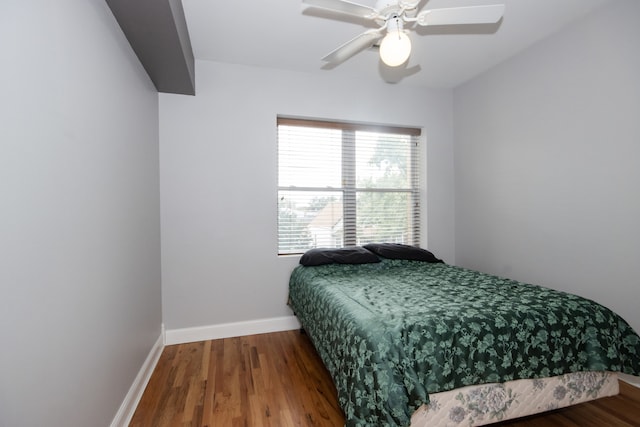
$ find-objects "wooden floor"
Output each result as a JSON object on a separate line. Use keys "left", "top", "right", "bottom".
{"left": 130, "top": 330, "right": 640, "bottom": 427}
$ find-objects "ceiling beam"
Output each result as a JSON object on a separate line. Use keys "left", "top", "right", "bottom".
{"left": 106, "top": 0, "right": 195, "bottom": 95}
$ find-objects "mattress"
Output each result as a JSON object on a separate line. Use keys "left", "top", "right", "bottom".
{"left": 410, "top": 371, "right": 619, "bottom": 426}
{"left": 288, "top": 255, "right": 640, "bottom": 427}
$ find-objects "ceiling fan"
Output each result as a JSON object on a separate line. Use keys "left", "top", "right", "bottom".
{"left": 303, "top": 0, "right": 505, "bottom": 67}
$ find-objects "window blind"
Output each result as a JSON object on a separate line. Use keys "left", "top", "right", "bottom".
{"left": 277, "top": 117, "right": 421, "bottom": 255}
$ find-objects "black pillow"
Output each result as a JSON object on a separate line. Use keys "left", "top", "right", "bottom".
{"left": 363, "top": 243, "right": 443, "bottom": 263}
{"left": 299, "top": 246, "right": 380, "bottom": 266}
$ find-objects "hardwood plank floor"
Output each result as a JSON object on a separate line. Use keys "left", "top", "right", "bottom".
{"left": 130, "top": 330, "right": 640, "bottom": 426}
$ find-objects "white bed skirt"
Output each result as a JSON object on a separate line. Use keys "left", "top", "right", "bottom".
{"left": 410, "top": 371, "right": 619, "bottom": 427}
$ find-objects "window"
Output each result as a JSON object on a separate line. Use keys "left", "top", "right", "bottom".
{"left": 277, "top": 117, "right": 421, "bottom": 255}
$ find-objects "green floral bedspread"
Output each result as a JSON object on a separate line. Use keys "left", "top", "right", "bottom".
{"left": 287, "top": 259, "right": 640, "bottom": 427}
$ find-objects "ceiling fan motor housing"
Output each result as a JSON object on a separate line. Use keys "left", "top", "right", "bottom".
{"left": 375, "top": 0, "right": 401, "bottom": 18}
{"left": 374, "top": 0, "right": 420, "bottom": 25}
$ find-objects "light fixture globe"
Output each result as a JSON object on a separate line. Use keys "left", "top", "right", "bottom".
{"left": 379, "top": 17, "right": 411, "bottom": 67}
{"left": 379, "top": 31, "right": 411, "bottom": 66}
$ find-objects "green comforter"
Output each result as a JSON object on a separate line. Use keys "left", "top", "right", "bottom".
{"left": 287, "top": 259, "right": 640, "bottom": 427}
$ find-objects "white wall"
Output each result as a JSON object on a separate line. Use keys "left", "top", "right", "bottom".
{"left": 0, "top": 1, "right": 162, "bottom": 426}
{"left": 160, "top": 60, "right": 454, "bottom": 330}
{"left": 453, "top": 0, "right": 640, "bottom": 333}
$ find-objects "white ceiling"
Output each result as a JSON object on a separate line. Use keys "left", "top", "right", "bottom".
{"left": 182, "top": 0, "right": 611, "bottom": 88}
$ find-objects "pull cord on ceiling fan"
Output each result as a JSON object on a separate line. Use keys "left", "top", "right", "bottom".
{"left": 303, "top": 0, "right": 505, "bottom": 67}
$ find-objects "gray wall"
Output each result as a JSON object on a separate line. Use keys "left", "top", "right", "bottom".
{"left": 0, "top": 1, "right": 162, "bottom": 426}
{"left": 454, "top": 0, "right": 640, "bottom": 334}
{"left": 159, "top": 60, "right": 455, "bottom": 330}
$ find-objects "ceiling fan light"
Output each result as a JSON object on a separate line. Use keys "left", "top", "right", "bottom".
{"left": 379, "top": 30, "right": 411, "bottom": 67}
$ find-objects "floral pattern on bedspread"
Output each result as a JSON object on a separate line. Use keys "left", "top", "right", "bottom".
{"left": 287, "top": 259, "right": 640, "bottom": 427}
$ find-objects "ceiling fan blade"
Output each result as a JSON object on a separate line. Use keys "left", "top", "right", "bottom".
{"left": 417, "top": 4, "right": 505, "bottom": 26}
{"left": 303, "top": 0, "right": 378, "bottom": 19}
{"left": 322, "top": 29, "right": 383, "bottom": 64}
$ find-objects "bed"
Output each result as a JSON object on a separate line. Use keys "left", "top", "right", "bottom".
{"left": 287, "top": 244, "right": 640, "bottom": 427}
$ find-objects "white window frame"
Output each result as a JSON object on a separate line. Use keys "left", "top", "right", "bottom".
{"left": 277, "top": 117, "right": 421, "bottom": 255}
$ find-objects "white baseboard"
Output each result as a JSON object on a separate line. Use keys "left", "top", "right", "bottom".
{"left": 110, "top": 328, "right": 165, "bottom": 427}
{"left": 618, "top": 372, "right": 640, "bottom": 388}
{"left": 165, "top": 315, "right": 301, "bottom": 345}
{"left": 109, "top": 317, "right": 301, "bottom": 425}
